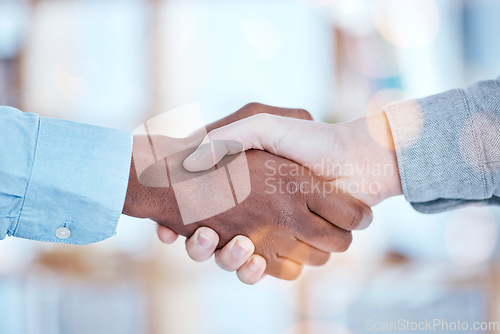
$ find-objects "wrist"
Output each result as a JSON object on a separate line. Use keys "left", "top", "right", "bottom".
{"left": 367, "top": 112, "right": 403, "bottom": 200}
{"left": 122, "top": 135, "right": 201, "bottom": 237}
{"left": 336, "top": 113, "right": 402, "bottom": 205}
{"left": 122, "top": 153, "right": 155, "bottom": 219}
{"left": 122, "top": 135, "right": 173, "bottom": 220}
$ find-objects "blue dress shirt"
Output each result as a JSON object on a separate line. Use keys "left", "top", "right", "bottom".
{"left": 0, "top": 106, "right": 132, "bottom": 244}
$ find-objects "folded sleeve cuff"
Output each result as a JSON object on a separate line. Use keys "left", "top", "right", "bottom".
{"left": 11, "top": 118, "right": 132, "bottom": 244}
{"left": 384, "top": 90, "right": 490, "bottom": 214}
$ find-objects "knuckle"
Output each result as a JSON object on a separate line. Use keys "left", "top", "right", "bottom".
{"left": 268, "top": 258, "right": 303, "bottom": 281}
{"left": 233, "top": 103, "right": 255, "bottom": 119}
{"left": 336, "top": 232, "right": 353, "bottom": 252}
{"left": 248, "top": 113, "right": 270, "bottom": 123}
{"left": 207, "top": 128, "right": 221, "bottom": 140}
{"left": 242, "top": 102, "right": 264, "bottom": 116}
{"left": 311, "top": 252, "right": 331, "bottom": 266}
{"left": 347, "top": 200, "right": 373, "bottom": 230}
{"left": 253, "top": 113, "right": 276, "bottom": 131}
{"left": 363, "top": 206, "right": 374, "bottom": 228}
{"left": 346, "top": 202, "right": 364, "bottom": 230}
{"left": 293, "top": 108, "right": 313, "bottom": 120}
{"left": 244, "top": 102, "right": 263, "bottom": 109}
{"left": 285, "top": 266, "right": 303, "bottom": 281}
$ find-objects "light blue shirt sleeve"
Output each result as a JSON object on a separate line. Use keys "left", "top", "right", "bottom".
{"left": 0, "top": 106, "right": 132, "bottom": 244}
{"left": 385, "top": 77, "right": 500, "bottom": 213}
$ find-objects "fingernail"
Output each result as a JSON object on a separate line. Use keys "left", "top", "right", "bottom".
{"left": 232, "top": 241, "right": 249, "bottom": 258}
{"left": 186, "top": 148, "right": 202, "bottom": 161}
{"left": 197, "top": 233, "right": 213, "bottom": 249}
{"left": 248, "top": 258, "right": 260, "bottom": 272}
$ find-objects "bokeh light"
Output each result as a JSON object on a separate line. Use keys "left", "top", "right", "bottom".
{"left": 445, "top": 207, "right": 498, "bottom": 267}
{"left": 295, "top": 0, "right": 338, "bottom": 8}
{"left": 241, "top": 18, "right": 282, "bottom": 60}
{"left": 332, "top": 0, "right": 374, "bottom": 37}
{"left": 366, "top": 88, "right": 411, "bottom": 116}
{"left": 365, "top": 89, "right": 418, "bottom": 150}
{"left": 345, "top": 34, "right": 405, "bottom": 78}
{"left": 374, "top": 97, "right": 424, "bottom": 151}
{"left": 300, "top": 254, "right": 366, "bottom": 317}
{"left": 372, "top": 0, "right": 440, "bottom": 48}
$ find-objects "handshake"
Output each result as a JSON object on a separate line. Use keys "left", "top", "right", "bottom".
{"left": 123, "top": 103, "right": 402, "bottom": 284}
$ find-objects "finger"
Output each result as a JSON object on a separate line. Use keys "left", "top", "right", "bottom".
{"left": 184, "top": 114, "right": 273, "bottom": 172}
{"left": 307, "top": 187, "right": 373, "bottom": 231}
{"left": 214, "top": 236, "right": 255, "bottom": 272}
{"left": 265, "top": 256, "right": 303, "bottom": 281}
{"left": 236, "top": 254, "right": 267, "bottom": 285}
{"left": 297, "top": 212, "right": 353, "bottom": 253}
{"left": 185, "top": 227, "right": 219, "bottom": 262}
{"left": 183, "top": 140, "right": 244, "bottom": 172}
{"left": 205, "top": 103, "right": 312, "bottom": 132}
{"left": 185, "top": 114, "right": 324, "bottom": 173}
{"left": 286, "top": 108, "right": 313, "bottom": 120}
{"left": 157, "top": 225, "right": 179, "bottom": 244}
{"left": 239, "top": 103, "right": 314, "bottom": 121}
{"left": 281, "top": 241, "right": 331, "bottom": 267}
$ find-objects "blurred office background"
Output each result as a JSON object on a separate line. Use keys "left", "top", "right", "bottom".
{"left": 1, "top": 0, "right": 500, "bottom": 333}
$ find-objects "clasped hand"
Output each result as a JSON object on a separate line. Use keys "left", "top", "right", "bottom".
{"left": 124, "top": 103, "right": 378, "bottom": 284}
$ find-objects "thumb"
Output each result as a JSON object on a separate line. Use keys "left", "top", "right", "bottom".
{"left": 183, "top": 114, "right": 278, "bottom": 172}
{"left": 183, "top": 139, "right": 244, "bottom": 172}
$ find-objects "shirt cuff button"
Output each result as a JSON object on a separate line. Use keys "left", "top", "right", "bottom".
{"left": 55, "top": 226, "right": 71, "bottom": 239}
